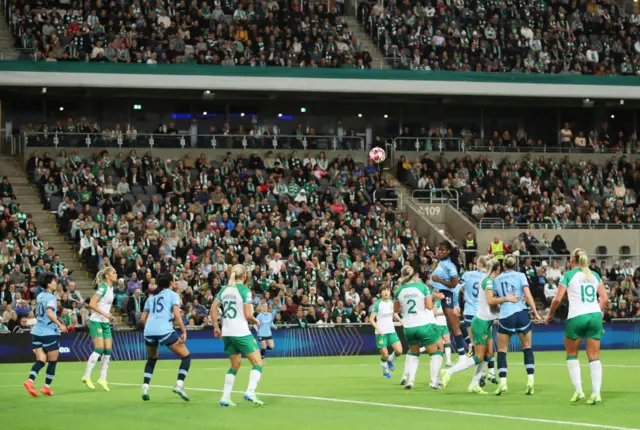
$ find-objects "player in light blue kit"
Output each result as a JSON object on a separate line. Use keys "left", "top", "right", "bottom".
{"left": 256, "top": 304, "right": 277, "bottom": 359}
{"left": 459, "top": 255, "right": 498, "bottom": 384}
{"left": 430, "top": 241, "right": 464, "bottom": 356}
{"left": 24, "top": 273, "right": 68, "bottom": 397}
{"left": 140, "top": 272, "right": 191, "bottom": 402}
{"left": 493, "top": 255, "right": 542, "bottom": 396}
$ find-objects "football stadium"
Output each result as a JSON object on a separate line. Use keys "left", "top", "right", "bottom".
{"left": 0, "top": 0, "right": 639, "bottom": 428}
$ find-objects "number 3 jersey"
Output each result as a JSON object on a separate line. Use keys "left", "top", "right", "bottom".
{"left": 144, "top": 288, "right": 180, "bottom": 336}
{"left": 216, "top": 283, "right": 252, "bottom": 337}
{"left": 560, "top": 268, "right": 603, "bottom": 319}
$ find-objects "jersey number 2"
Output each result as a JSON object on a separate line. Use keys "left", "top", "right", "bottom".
{"left": 407, "top": 299, "right": 417, "bottom": 314}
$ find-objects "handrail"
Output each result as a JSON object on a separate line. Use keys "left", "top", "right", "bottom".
{"left": 21, "top": 132, "right": 366, "bottom": 151}
{"left": 411, "top": 188, "right": 459, "bottom": 207}
{"left": 478, "top": 217, "right": 506, "bottom": 228}
{"left": 373, "top": 188, "right": 402, "bottom": 208}
{"left": 393, "top": 136, "right": 464, "bottom": 152}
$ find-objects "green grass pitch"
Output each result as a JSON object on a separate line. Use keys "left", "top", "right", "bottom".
{"left": 1, "top": 351, "right": 638, "bottom": 430}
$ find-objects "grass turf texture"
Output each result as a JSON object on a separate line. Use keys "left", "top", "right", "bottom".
{"left": 0, "top": 351, "right": 638, "bottom": 430}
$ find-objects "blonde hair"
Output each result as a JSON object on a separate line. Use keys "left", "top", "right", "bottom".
{"left": 480, "top": 258, "right": 501, "bottom": 286}
{"left": 228, "top": 264, "right": 247, "bottom": 286}
{"left": 477, "top": 254, "right": 493, "bottom": 271}
{"left": 94, "top": 267, "right": 115, "bottom": 289}
{"left": 398, "top": 265, "right": 416, "bottom": 285}
{"left": 503, "top": 255, "right": 517, "bottom": 269}
{"left": 572, "top": 248, "right": 592, "bottom": 278}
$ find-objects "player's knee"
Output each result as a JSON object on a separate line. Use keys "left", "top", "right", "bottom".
{"left": 266, "top": 345, "right": 273, "bottom": 350}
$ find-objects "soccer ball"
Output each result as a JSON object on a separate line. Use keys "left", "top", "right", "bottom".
{"left": 369, "top": 147, "right": 386, "bottom": 164}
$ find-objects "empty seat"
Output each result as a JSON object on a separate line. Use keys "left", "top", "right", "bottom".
{"left": 595, "top": 246, "right": 608, "bottom": 256}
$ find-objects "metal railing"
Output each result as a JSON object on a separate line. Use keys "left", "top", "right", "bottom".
{"left": 411, "top": 187, "right": 459, "bottom": 206}
{"left": 20, "top": 132, "right": 366, "bottom": 151}
{"left": 393, "top": 136, "right": 464, "bottom": 152}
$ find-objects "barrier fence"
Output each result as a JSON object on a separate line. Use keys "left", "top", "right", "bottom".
{"left": 1, "top": 323, "right": 639, "bottom": 363}
{"left": 19, "top": 132, "right": 366, "bottom": 151}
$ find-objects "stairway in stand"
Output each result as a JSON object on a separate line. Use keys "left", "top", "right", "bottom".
{"left": 0, "top": 8, "right": 19, "bottom": 60}
{"left": 0, "top": 156, "right": 94, "bottom": 294}
{"left": 343, "top": 16, "right": 389, "bottom": 70}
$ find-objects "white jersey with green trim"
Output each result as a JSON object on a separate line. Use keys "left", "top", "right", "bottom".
{"left": 372, "top": 298, "right": 395, "bottom": 334}
{"left": 476, "top": 276, "right": 499, "bottom": 321}
{"left": 434, "top": 299, "right": 447, "bottom": 326}
{"left": 216, "top": 283, "right": 252, "bottom": 337}
{"left": 89, "top": 282, "right": 114, "bottom": 323}
{"left": 560, "top": 268, "right": 603, "bottom": 319}
{"left": 395, "top": 281, "right": 432, "bottom": 328}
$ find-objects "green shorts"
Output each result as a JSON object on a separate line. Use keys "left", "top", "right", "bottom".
{"left": 223, "top": 335, "right": 259, "bottom": 356}
{"left": 376, "top": 332, "right": 401, "bottom": 349}
{"left": 471, "top": 317, "right": 493, "bottom": 346}
{"left": 403, "top": 324, "right": 440, "bottom": 348}
{"left": 565, "top": 312, "right": 604, "bottom": 340}
{"left": 88, "top": 320, "right": 112, "bottom": 340}
{"left": 435, "top": 324, "right": 450, "bottom": 337}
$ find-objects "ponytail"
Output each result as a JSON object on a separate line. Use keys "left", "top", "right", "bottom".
{"left": 573, "top": 248, "right": 592, "bottom": 279}
{"left": 398, "top": 265, "right": 416, "bottom": 285}
{"left": 228, "top": 264, "right": 246, "bottom": 287}
{"left": 93, "top": 267, "right": 113, "bottom": 290}
{"left": 480, "top": 258, "right": 501, "bottom": 286}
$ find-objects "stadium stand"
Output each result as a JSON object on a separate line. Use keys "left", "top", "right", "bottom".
{"left": 4, "top": 0, "right": 374, "bottom": 67}
{"left": 360, "top": 0, "right": 640, "bottom": 73}
{"left": 0, "top": 171, "right": 82, "bottom": 333}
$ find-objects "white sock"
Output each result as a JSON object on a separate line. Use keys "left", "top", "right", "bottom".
{"left": 84, "top": 352, "right": 101, "bottom": 379}
{"left": 471, "top": 362, "right": 487, "bottom": 386}
{"left": 100, "top": 355, "right": 111, "bottom": 381}
{"left": 589, "top": 360, "right": 602, "bottom": 395}
{"left": 489, "top": 366, "right": 496, "bottom": 377}
{"left": 430, "top": 353, "right": 443, "bottom": 384}
{"left": 246, "top": 368, "right": 262, "bottom": 394}
{"left": 528, "top": 374, "right": 535, "bottom": 382}
{"left": 142, "top": 383, "right": 149, "bottom": 390}
{"left": 388, "top": 352, "right": 397, "bottom": 362}
{"left": 222, "top": 373, "right": 236, "bottom": 399}
{"left": 567, "top": 359, "right": 582, "bottom": 392}
{"left": 419, "top": 347, "right": 426, "bottom": 353}
{"left": 381, "top": 359, "right": 389, "bottom": 373}
{"left": 402, "top": 354, "right": 411, "bottom": 380}
{"left": 447, "top": 355, "right": 477, "bottom": 376}
{"left": 408, "top": 355, "right": 419, "bottom": 385}
{"left": 445, "top": 346, "right": 452, "bottom": 365}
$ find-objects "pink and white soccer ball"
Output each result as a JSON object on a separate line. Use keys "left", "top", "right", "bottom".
{"left": 368, "top": 147, "right": 386, "bottom": 164}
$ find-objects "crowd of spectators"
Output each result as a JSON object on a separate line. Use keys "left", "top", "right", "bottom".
{"left": 389, "top": 121, "right": 639, "bottom": 153}
{"left": 363, "top": 0, "right": 640, "bottom": 75}
{"left": 27, "top": 148, "right": 452, "bottom": 329}
{"left": 0, "top": 177, "right": 79, "bottom": 334}
{"left": 6, "top": 0, "right": 373, "bottom": 68}
{"left": 398, "top": 151, "right": 640, "bottom": 226}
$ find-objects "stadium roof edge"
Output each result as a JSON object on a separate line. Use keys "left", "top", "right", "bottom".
{"left": 1, "top": 62, "right": 640, "bottom": 99}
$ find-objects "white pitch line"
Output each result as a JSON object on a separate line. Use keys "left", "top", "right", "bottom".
{"left": 0, "top": 362, "right": 638, "bottom": 376}
{"left": 110, "top": 382, "right": 639, "bottom": 430}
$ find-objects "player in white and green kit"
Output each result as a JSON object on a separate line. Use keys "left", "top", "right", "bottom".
{"left": 82, "top": 267, "right": 117, "bottom": 392}
{"left": 545, "top": 248, "right": 608, "bottom": 405}
{"left": 441, "top": 258, "right": 519, "bottom": 393}
{"left": 370, "top": 285, "right": 402, "bottom": 379}
{"left": 394, "top": 265, "right": 444, "bottom": 390}
{"left": 211, "top": 264, "right": 264, "bottom": 407}
{"left": 433, "top": 298, "right": 453, "bottom": 368}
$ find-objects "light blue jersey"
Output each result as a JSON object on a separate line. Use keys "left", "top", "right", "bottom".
{"left": 144, "top": 289, "right": 180, "bottom": 336}
{"left": 494, "top": 270, "right": 529, "bottom": 318}
{"left": 430, "top": 258, "right": 458, "bottom": 292}
{"left": 256, "top": 312, "right": 276, "bottom": 338}
{"left": 460, "top": 270, "right": 486, "bottom": 317}
{"left": 31, "top": 292, "right": 59, "bottom": 337}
